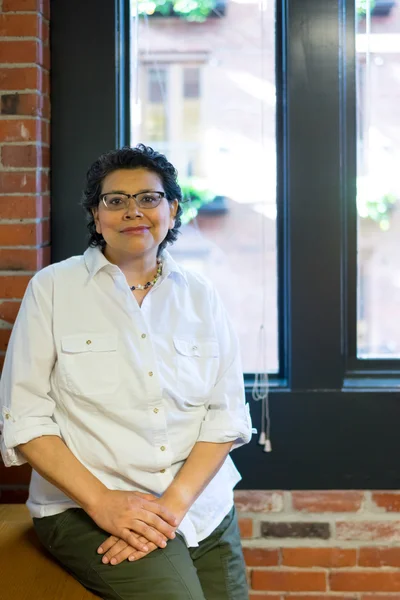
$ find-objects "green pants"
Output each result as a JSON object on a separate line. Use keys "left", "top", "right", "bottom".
{"left": 33, "top": 506, "right": 249, "bottom": 600}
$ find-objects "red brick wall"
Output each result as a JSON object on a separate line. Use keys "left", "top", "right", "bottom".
{"left": 0, "top": 0, "right": 50, "bottom": 372}
{"left": 236, "top": 490, "right": 400, "bottom": 598}
{"left": 1, "top": 3, "right": 400, "bottom": 598}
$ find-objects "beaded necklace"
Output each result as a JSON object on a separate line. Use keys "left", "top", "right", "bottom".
{"left": 129, "top": 258, "right": 162, "bottom": 291}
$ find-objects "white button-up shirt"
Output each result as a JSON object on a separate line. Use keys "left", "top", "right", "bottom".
{"left": 0, "top": 247, "right": 252, "bottom": 546}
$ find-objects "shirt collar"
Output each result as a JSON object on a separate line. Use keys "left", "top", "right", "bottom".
{"left": 161, "top": 250, "right": 188, "bottom": 286}
{"left": 84, "top": 246, "right": 117, "bottom": 281}
{"left": 84, "top": 246, "right": 188, "bottom": 286}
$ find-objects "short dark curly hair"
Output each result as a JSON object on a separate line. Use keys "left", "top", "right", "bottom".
{"left": 81, "top": 144, "right": 183, "bottom": 255}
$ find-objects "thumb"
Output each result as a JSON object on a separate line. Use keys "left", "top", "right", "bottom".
{"left": 135, "top": 492, "right": 158, "bottom": 501}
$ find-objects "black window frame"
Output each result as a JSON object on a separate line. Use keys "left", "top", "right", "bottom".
{"left": 50, "top": 0, "right": 400, "bottom": 490}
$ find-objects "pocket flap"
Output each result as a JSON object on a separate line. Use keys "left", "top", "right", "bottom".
{"left": 61, "top": 333, "right": 118, "bottom": 354}
{"left": 173, "top": 338, "right": 219, "bottom": 358}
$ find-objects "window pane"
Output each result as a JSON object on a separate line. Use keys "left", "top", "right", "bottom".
{"left": 357, "top": 0, "right": 400, "bottom": 358}
{"left": 183, "top": 67, "right": 201, "bottom": 98}
{"left": 130, "top": 0, "right": 278, "bottom": 373}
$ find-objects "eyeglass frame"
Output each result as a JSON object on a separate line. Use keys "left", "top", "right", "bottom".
{"left": 99, "top": 190, "right": 167, "bottom": 211}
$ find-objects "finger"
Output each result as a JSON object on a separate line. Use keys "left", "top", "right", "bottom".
{"left": 102, "top": 539, "right": 128, "bottom": 565}
{"left": 97, "top": 535, "right": 119, "bottom": 555}
{"left": 109, "top": 545, "right": 136, "bottom": 566}
{"left": 142, "top": 501, "right": 178, "bottom": 527}
{"left": 137, "top": 510, "right": 177, "bottom": 540}
{"left": 135, "top": 492, "right": 158, "bottom": 501}
{"left": 130, "top": 521, "right": 169, "bottom": 548}
{"left": 121, "top": 529, "right": 150, "bottom": 552}
{"left": 128, "top": 542, "right": 157, "bottom": 562}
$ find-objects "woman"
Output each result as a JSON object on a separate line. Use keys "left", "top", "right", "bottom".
{"left": 0, "top": 145, "right": 252, "bottom": 600}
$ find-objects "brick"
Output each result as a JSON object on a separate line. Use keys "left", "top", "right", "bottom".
{"left": 0, "top": 300, "right": 20, "bottom": 324}
{"left": 372, "top": 493, "right": 400, "bottom": 512}
{"left": 40, "top": 17, "right": 49, "bottom": 44}
{"left": 359, "top": 547, "right": 400, "bottom": 567}
{"left": 285, "top": 597, "right": 357, "bottom": 600}
{"left": 0, "top": 14, "right": 42, "bottom": 37}
{"left": 0, "top": 171, "right": 49, "bottom": 194}
{"left": 292, "top": 492, "right": 363, "bottom": 513}
{"left": 336, "top": 521, "right": 400, "bottom": 543}
{"left": 42, "top": 69, "right": 49, "bottom": 95}
{"left": 282, "top": 548, "right": 356, "bottom": 568}
{"left": 0, "top": 221, "right": 49, "bottom": 245}
{"left": 0, "top": 246, "right": 50, "bottom": 270}
{"left": 361, "top": 596, "right": 400, "bottom": 600}
{"left": 0, "top": 463, "right": 31, "bottom": 485}
{"left": 239, "top": 517, "right": 253, "bottom": 538}
{"left": 3, "top": 0, "right": 50, "bottom": 19}
{"left": 235, "top": 490, "right": 284, "bottom": 513}
{"left": 1, "top": 93, "right": 50, "bottom": 118}
{"left": 0, "top": 487, "right": 29, "bottom": 503}
{"left": 0, "top": 119, "right": 48, "bottom": 143}
{"left": 0, "top": 353, "right": 4, "bottom": 371}
{"left": 0, "top": 66, "right": 47, "bottom": 93}
{"left": 252, "top": 570, "right": 326, "bottom": 592}
{"left": 330, "top": 571, "right": 400, "bottom": 592}
{"left": 0, "top": 41, "right": 43, "bottom": 65}
{"left": 261, "top": 522, "right": 330, "bottom": 540}
{"left": 250, "top": 595, "right": 282, "bottom": 600}
{"left": 2, "top": 145, "right": 50, "bottom": 169}
{"left": 243, "top": 548, "right": 279, "bottom": 567}
{"left": 0, "top": 274, "right": 31, "bottom": 298}
{"left": 42, "top": 42, "right": 50, "bottom": 71}
{"left": 0, "top": 195, "right": 50, "bottom": 219}
{"left": 0, "top": 328, "right": 12, "bottom": 351}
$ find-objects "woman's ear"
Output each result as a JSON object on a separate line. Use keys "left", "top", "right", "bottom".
{"left": 169, "top": 200, "right": 179, "bottom": 229}
{"left": 92, "top": 207, "right": 101, "bottom": 235}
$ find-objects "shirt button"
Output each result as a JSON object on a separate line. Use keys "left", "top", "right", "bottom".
{"left": 153, "top": 408, "right": 159, "bottom": 414}
{"left": 160, "top": 446, "right": 166, "bottom": 451}
{"left": 141, "top": 334, "right": 146, "bottom": 339}
{"left": 148, "top": 371, "right": 153, "bottom": 377}
{"left": 86, "top": 340, "right": 92, "bottom": 345}
{"left": 5, "top": 414, "right": 10, "bottom": 420}
{"left": 192, "top": 345, "right": 198, "bottom": 351}
{"left": 160, "top": 469, "right": 166, "bottom": 473}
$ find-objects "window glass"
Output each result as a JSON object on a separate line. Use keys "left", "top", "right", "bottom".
{"left": 131, "top": 0, "right": 279, "bottom": 372}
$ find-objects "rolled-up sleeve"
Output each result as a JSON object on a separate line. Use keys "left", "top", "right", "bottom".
{"left": 197, "top": 286, "right": 253, "bottom": 449}
{"left": 0, "top": 269, "right": 61, "bottom": 467}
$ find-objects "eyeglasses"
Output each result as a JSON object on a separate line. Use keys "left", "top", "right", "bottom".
{"left": 100, "top": 191, "right": 166, "bottom": 211}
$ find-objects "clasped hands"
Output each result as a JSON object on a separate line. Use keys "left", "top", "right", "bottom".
{"left": 88, "top": 490, "right": 184, "bottom": 566}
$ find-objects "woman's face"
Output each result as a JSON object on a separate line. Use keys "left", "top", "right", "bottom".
{"left": 93, "top": 168, "right": 178, "bottom": 259}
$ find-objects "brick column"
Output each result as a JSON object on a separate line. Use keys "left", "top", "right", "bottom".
{"left": 0, "top": 0, "right": 50, "bottom": 372}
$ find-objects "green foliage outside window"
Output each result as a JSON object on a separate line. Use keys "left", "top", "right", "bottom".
{"left": 137, "top": 0, "right": 217, "bottom": 21}
{"left": 179, "top": 179, "right": 215, "bottom": 224}
{"left": 356, "top": 0, "right": 376, "bottom": 16}
{"left": 357, "top": 189, "right": 397, "bottom": 231}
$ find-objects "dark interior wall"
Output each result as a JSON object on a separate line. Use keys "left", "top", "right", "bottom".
{"left": 50, "top": 0, "right": 400, "bottom": 490}
{"left": 235, "top": 390, "right": 400, "bottom": 490}
{"left": 50, "top": 0, "right": 126, "bottom": 262}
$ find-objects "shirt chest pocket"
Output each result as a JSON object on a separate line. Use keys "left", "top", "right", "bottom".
{"left": 59, "top": 333, "right": 119, "bottom": 397}
{"left": 173, "top": 338, "right": 219, "bottom": 400}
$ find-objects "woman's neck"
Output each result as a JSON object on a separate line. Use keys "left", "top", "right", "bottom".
{"left": 103, "top": 246, "right": 159, "bottom": 285}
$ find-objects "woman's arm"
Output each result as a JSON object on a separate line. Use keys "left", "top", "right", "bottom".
{"left": 161, "top": 440, "right": 233, "bottom": 518}
{"left": 18, "top": 435, "right": 178, "bottom": 550}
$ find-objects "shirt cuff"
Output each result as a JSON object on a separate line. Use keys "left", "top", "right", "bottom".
{"left": 197, "top": 403, "right": 253, "bottom": 449}
{"left": 1, "top": 408, "right": 61, "bottom": 467}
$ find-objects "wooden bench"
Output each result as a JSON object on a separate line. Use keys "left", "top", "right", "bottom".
{"left": 0, "top": 505, "right": 98, "bottom": 599}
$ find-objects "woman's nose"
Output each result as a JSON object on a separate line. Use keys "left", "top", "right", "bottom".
{"left": 124, "top": 200, "right": 143, "bottom": 219}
